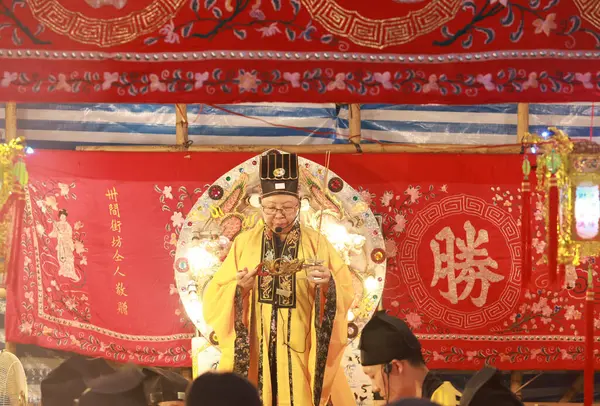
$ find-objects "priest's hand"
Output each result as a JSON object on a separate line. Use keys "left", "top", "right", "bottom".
{"left": 237, "top": 267, "right": 257, "bottom": 296}
{"left": 307, "top": 265, "right": 330, "bottom": 286}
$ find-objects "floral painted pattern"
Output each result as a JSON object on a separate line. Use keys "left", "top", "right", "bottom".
{"left": 0, "top": 0, "right": 599, "bottom": 103}
{"left": 2, "top": 68, "right": 600, "bottom": 98}
{"left": 14, "top": 180, "right": 196, "bottom": 366}
{"left": 154, "top": 184, "right": 206, "bottom": 257}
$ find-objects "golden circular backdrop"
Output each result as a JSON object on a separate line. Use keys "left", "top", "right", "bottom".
{"left": 26, "top": 0, "right": 186, "bottom": 47}
{"left": 301, "top": 0, "right": 461, "bottom": 49}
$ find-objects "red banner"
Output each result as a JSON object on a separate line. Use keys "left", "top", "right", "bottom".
{"left": 6, "top": 151, "right": 599, "bottom": 369}
{"left": 0, "top": 1, "right": 599, "bottom": 104}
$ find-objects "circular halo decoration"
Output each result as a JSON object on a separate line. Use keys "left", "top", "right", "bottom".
{"left": 26, "top": 0, "right": 187, "bottom": 48}
{"left": 174, "top": 152, "right": 386, "bottom": 355}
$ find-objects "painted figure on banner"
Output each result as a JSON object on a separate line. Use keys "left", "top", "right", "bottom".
{"left": 203, "top": 151, "right": 355, "bottom": 406}
{"left": 359, "top": 311, "right": 461, "bottom": 405}
{"left": 430, "top": 220, "right": 503, "bottom": 308}
{"left": 49, "top": 209, "right": 79, "bottom": 282}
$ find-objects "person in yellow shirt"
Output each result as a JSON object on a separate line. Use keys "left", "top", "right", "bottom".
{"left": 203, "top": 151, "right": 355, "bottom": 406}
{"left": 359, "top": 311, "right": 461, "bottom": 406}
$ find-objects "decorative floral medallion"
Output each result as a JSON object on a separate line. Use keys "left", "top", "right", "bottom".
{"left": 208, "top": 185, "right": 224, "bottom": 200}
{"left": 300, "top": 0, "right": 460, "bottom": 48}
{"left": 398, "top": 194, "right": 521, "bottom": 330}
{"left": 370, "top": 248, "right": 386, "bottom": 264}
{"left": 26, "top": 0, "right": 187, "bottom": 47}
{"left": 328, "top": 177, "right": 344, "bottom": 193}
{"left": 347, "top": 322, "right": 358, "bottom": 339}
{"left": 175, "top": 257, "right": 189, "bottom": 273}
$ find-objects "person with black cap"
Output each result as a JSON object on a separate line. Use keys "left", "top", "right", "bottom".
{"left": 203, "top": 151, "right": 355, "bottom": 406}
{"left": 459, "top": 367, "right": 524, "bottom": 406}
{"left": 359, "top": 311, "right": 461, "bottom": 405}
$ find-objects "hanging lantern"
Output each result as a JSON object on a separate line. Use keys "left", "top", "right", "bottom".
{"left": 568, "top": 142, "right": 600, "bottom": 257}
{"left": 523, "top": 128, "right": 600, "bottom": 287}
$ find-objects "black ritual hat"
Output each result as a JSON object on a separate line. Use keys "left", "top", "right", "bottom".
{"left": 359, "top": 310, "right": 422, "bottom": 366}
{"left": 260, "top": 150, "right": 299, "bottom": 198}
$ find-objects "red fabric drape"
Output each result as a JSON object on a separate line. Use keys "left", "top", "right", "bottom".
{"left": 4, "top": 150, "right": 599, "bottom": 370}
{"left": 0, "top": 2, "right": 599, "bottom": 103}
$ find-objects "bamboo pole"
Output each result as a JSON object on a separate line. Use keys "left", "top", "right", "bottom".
{"left": 348, "top": 104, "right": 361, "bottom": 145}
{"left": 175, "top": 104, "right": 188, "bottom": 146}
{"left": 3, "top": 102, "right": 16, "bottom": 354}
{"left": 511, "top": 372, "right": 523, "bottom": 399}
{"left": 77, "top": 143, "right": 521, "bottom": 154}
{"left": 517, "top": 103, "right": 530, "bottom": 143}
{"left": 4, "top": 102, "right": 16, "bottom": 141}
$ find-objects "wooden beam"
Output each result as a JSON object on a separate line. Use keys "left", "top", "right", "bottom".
{"left": 4, "top": 102, "right": 17, "bottom": 141}
{"left": 175, "top": 104, "right": 188, "bottom": 146}
{"left": 77, "top": 143, "right": 520, "bottom": 154}
{"left": 517, "top": 103, "right": 530, "bottom": 143}
{"left": 561, "top": 373, "right": 584, "bottom": 402}
{"left": 348, "top": 104, "right": 361, "bottom": 145}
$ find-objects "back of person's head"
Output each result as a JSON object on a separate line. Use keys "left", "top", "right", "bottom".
{"left": 359, "top": 310, "right": 425, "bottom": 367}
{"left": 186, "top": 372, "right": 261, "bottom": 406}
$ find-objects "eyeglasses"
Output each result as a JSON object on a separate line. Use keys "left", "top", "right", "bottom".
{"left": 261, "top": 205, "right": 298, "bottom": 215}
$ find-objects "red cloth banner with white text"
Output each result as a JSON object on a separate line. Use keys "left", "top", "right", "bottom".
{"left": 0, "top": 1, "right": 600, "bottom": 104}
{"left": 5, "top": 151, "right": 599, "bottom": 369}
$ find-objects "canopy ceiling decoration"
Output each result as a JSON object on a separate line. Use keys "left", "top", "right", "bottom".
{"left": 0, "top": 0, "right": 599, "bottom": 104}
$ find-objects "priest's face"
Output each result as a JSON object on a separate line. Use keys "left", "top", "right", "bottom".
{"left": 261, "top": 194, "right": 300, "bottom": 232}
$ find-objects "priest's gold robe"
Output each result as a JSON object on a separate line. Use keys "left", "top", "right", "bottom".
{"left": 204, "top": 222, "right": 355, "bottom": 406}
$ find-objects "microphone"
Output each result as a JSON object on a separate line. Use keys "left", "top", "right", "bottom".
{"left": 274, "top": 227, "right": 283, "bottom": 233}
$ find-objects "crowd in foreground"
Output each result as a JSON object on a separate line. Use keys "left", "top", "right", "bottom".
{"left": 40, "top": 310, "right": 522, "bottom": 406}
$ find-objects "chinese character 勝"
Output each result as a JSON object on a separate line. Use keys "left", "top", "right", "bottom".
{"left": 429, "top": 220, "right": 504, "bottom": 308}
